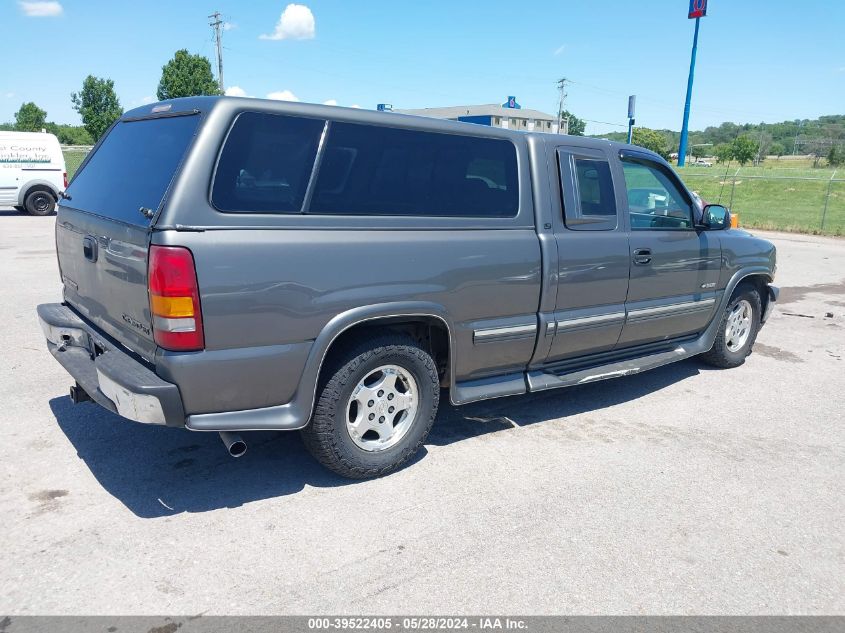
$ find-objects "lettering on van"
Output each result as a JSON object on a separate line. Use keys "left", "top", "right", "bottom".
{"left": 0, "top": 144, "right": 52, "bottom": 166}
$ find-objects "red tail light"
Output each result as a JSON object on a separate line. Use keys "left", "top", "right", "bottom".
{"left": 63, "top": 172, "right": 68, "bottom": 189}
{"left": 148, "top": 245, "right": 205, "bottom": 351}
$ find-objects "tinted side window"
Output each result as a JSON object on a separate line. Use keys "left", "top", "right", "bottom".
{"left": 622, "top": 158, "right": 693, "bottom": 230}
{"left": 560, "top": 153, "right": 617, "bottom": 231}
{"left": 309, "top": 123, "right": 519, "bottom": 217}
{"left": 212, "top": 112, "right": 325, "bottom": 213}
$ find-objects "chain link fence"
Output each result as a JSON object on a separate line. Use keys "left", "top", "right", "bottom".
{"left": 61, "top": 147, "right": 844, "bottom": 235}
{"left": 62, "top": 146, "right": 92, "bottom": 180}
{"left": 680, "top": 165, "right": 843, "bottom": 235}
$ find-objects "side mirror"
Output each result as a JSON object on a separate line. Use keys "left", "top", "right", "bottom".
{"left": 700, "top": 204, "right": 731, "bottom": 230}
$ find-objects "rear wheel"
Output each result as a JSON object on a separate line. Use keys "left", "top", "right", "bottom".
{"left": 700, "top": 283, "right": 762, "bottom": 368}
{"left": 301, "top": 334, "right": 440, "bottom": 479}
{"left": 24, "top": 189, "right": 56, "bottom": 216}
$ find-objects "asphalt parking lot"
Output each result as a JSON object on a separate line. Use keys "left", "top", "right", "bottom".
{"left": 0, "top": 209, "right": 842, "bottom": 615}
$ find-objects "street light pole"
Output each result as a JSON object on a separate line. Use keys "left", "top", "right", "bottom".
{"left": 677, "top": 16, "right": 701, "bottom": 167}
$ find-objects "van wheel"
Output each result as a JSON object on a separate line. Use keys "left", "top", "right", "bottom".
{"left": 24, "top": 189, "right": 56, "bottom": 216}
{"left": 700, "top": 283, "right": 762, "bottom": 369}
{"left": 301, "top": 334, "right": 440, "bottom": 479}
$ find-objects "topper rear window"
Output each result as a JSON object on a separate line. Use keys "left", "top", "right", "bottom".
{"left": 65, "top": 113, "right": 199, "bottom": 226}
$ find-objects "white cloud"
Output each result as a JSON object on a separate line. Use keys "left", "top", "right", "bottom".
{"left": 553, "top": 44, "right": 566, "bottom": 56}
{"left": 323, "top": 99, "right": 338, "bottom": 106}
{"left": 4, "top": 92, "right": 15, "bottom": 99}
{"left": 140, "top": 95, "right": 156, "bottom": 105}
{"left": 350, "top": 104, "right": 362, "bottom": 109}
{"left": 18, "top": 1, "right": 63, "bottom": 17}
{"left": 267, "top": 90, "right": 299, "bottom": 102}
{"left": 260, "top": 4, "right": 315, "bottom": 40}
{"left": 223, "top": 22, "right": 237, "bottom": 31}
{"left": 225, "top": 86, "right": 248, "bottom": 97}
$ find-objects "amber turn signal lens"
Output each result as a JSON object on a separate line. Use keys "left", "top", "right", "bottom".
{"left": 150, "top": 294, "right": 194, "bottom": 318}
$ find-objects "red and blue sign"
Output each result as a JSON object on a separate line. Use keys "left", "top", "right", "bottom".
{"left": 689, "top": 0, "right": 707, "bottom": 19}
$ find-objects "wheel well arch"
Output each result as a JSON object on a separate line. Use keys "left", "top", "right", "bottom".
{"left": 317, "top": 315, "right": 453, "bottom": 389}
{"left": 734, "top": 271, "right": 771, "bottom": 304}
{"left": 729, "top": 271, "right": 774, "bottom": 322}
{"left": 19, "top": 182, "right": 58, "bottom": 206}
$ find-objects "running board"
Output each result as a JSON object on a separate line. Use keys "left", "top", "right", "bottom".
{"left": 527, "top": 345, "right": 693, "bottom": 392}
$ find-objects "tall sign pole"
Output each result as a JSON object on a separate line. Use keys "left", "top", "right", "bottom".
{"left": 627, "top": 95, "right": 636, "bottom": 144}
{"left": 678, "top": 0, "right": 708, "bottom": 167}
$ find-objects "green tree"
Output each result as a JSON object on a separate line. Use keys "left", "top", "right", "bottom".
{"left": 828, "top": 145, "right": 844, "bottom": 167}
{"left": 730, "top": 135, "right": 758, "bottom": 166}
{"left": 71, "top": 75, "right": 123, "bottom": 141}
{"left": 560, "top": 110, "right": 586, "bottom": 136}
{"left": 157, "top": 49, "right": 221, "bottom": 100}
{"left": 769, "top": 142, "right": 786, "bottom": 159}
{"left": 631, "top": 128, "right": 669, "bottom": 159}
{"left": 714, "top": 143, "right": 733, "bottom": 164}
{"left": 51, "top": 124, "right": 94, "bottom": 145}
{"left": 14, "top": 102, "right": 47, "bottom": 132}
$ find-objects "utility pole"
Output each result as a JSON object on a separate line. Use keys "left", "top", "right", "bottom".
{"left": 793, "top": 120, "right": 804, "bottom": 156}
{"left": 627, "top": 95, "right": 636, "bottom": 144}
{"left": 556, "top": 78, "right": 568, "bottom": 135}
{"left": 209, "top": 11, "right": 225, "bottom": 92}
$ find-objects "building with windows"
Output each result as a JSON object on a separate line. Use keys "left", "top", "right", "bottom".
{"left": 396, "top": 97, "right": 558, "bottom": 133}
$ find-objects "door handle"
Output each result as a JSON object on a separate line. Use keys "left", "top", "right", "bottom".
{"left": 82, "top": 235, "right": 98, "bottom": 263}
{"left": 633, "top": 248, "right": 652, "bottom": 265}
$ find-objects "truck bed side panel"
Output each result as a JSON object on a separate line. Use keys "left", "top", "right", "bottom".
{"left": 156, "top": 227, "right": 542, "bottom": 414}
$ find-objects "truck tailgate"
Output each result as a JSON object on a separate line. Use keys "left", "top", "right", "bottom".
{"left": 56, "top": 208, "right": 156, "bottom": 360}
{"left": 56, "top": 110, "right": 200, "bottom": 362}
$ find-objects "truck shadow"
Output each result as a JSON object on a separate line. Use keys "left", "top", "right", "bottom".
{"left": 50, "top": 359, "right": 700, "bottom": 518}
{"left": 430, "top": 359, "right": 701, "bottom": 443}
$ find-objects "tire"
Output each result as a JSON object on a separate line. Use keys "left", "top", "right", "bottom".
{"left": 700, "top": 283, "right": 762, "bottom": 368}
{"left": 24, "top": 188, "right": 56, "bottom": 216}
{"left": 301, "top": 333, "right": 440, "bottom": 479}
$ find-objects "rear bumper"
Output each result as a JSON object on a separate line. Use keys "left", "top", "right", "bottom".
{"left": 37, "top": 303, "right": 186, "bottom": 426}
{"left": 762, "top": 285, "right": 779, "bottom": 323}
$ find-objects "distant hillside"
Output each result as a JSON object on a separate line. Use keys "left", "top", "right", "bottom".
{"left": 594, "top": 114, "right": 845, "bottom": 156}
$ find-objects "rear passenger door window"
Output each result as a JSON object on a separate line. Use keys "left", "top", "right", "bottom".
{"left": 212, "top": 112, "right": 325, "bottom": 213}
{"left": 309, "top": 122, "right": 519, "bottom": 217}
{"left": 559, "top": 151, "right": 617, "bottom": 231}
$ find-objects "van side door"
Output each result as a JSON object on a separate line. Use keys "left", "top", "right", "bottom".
{"left": 616, "top": 151, "right": 721, "bottom": 348}
{"left": 544, "top": 146, "right": 630, "bottom": 364}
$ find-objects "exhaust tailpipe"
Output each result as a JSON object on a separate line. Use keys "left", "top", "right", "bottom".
{"left": 219, "top": 431, "right": 247, "bottom": 458}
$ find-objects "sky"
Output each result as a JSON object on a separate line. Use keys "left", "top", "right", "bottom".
{"left": 1, "top": 0, "right": 843, "bottom": 135}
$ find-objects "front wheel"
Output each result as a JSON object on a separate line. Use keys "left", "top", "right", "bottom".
{"left": 700, "top": 283, "right": 762, "bottom": 368}
{"left": 300, "top": 334, "right": 440, "bottom": 479}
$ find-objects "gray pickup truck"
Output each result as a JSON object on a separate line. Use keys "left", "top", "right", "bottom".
{"left": 38, "top": 97, "right": 778, "bottom": 478}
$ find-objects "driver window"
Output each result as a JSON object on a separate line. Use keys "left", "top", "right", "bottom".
{"left": 621, "top": 158, "right": 693, "bottom": 230}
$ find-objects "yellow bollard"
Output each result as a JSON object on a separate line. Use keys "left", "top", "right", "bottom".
{"left": 730, "top": 212, "right": 739, "bottom": 229}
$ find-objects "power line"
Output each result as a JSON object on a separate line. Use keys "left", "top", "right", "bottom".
{"left": 208, "top": 11, "right": 225, "bottom": 92}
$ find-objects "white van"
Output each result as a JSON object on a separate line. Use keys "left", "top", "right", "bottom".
{"left": 0, "top": 131, "right": 66, "bottom": 215}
